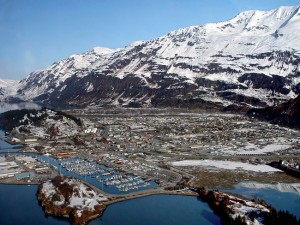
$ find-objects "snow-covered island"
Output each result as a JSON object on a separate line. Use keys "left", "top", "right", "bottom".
{"left": 197, "top": 188, "right": 300, "bottom": 225}
{"left": 38, "top": 176, "right": 108, "bottom": 225}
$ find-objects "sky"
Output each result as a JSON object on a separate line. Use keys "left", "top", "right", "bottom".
{"left": 0, "top": 0, "right": 299, "bottom": 80}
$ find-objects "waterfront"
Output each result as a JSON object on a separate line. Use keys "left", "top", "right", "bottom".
{"left": 227, "top": 182, "right": 300, "bottom": 219}
{"left": 0, "top": 184, "right": 69, "bottom": 225}
{"left": 0, "top": 130, "right": 21, "bottom": 153}
{"left": 35, "top": 154, "right": 158, "bottom": 194}
{"left": 90, "top": 194, "right": 221, "bottom": 225}
{"left": 0, "top": 181, "right": 299, "bottom": 225}
{"left": 0, "top": 105, "right": 299, "bottom": 224}
{"left": 0, "top": 184, "right": 221, "bottom": 225}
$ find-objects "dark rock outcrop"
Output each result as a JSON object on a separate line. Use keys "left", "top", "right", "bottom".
{"left": 248, "top": 95, "right": 300, "bottom": 129}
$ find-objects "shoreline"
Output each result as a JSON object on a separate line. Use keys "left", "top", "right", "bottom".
{"left": 81, "top": 190, "right": 199, "bottom": 225}
{"left": 196, "top": 187, "right": 300, "bottom": 225}
{"left": 36, "top": 174, "right": 300, "bottom": 225}
{"left": 1, "top": 177, "right": 300, "bottom": 192}
{"left": 37, "top": 175, "right": 199, "bottom": 225}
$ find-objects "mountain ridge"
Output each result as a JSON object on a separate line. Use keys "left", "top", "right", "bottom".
{"left": 4, "top": 4, "right": 300, "bottom": 108}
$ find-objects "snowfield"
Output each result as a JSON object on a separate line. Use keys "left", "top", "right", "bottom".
{"left": 0, "top": 79, "right": 20, "bottom": 101}
{"left": 15, "top": 108, "right": 82, "bottom": 138}
{"left": 13, "top": 4, "right": 300, "bottom": 107}
{"left": 171, "top": 160, "right": 282, "bottom": 172}
{"left": 41, "top": 177, "right": 107, "bottom": 215}
{"left": 236, "top": 182, "right": 300, "bottom": 195}
{"left": 224, "top": 193, "right": 270, "bottom": 225}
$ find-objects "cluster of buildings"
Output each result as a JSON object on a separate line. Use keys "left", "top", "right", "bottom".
{"left": 0, "top": 155, "right": 53, "bottom": 182}
{"left": 4, "top": 108, "right": 300, "bottom": 186}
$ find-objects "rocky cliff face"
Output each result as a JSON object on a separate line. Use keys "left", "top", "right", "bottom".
{"left": 13, "top": 5, "right": 300, "bottom": 108}
{"left": 248, "top": 95, "right": 300, "bottom": 129}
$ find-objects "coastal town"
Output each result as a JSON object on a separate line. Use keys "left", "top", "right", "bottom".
{"left": 1, "top": 108, "right": 300, "bottom": 185}
{"left": 0, "top": 107, "right": 299, "bottom": 225}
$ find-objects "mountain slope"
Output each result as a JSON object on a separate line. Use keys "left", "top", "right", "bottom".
{"left": 0, "top": 79, "right": 20, "bottom": 102}
{"left": 248, "top": 94, "right": 300, "bottom": 129}
{"left": 16, "top": 4, "right": 300, "bottom": 108}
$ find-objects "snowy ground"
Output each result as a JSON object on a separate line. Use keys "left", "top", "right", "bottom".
{"left": 209, "top": 136, "right": 297, "bottom": 156}
{"left": 215, "top": 142, "right": 293, "bottom": 155}
{"left": 223, "top": 193, "right": 270, "bottom": 225}
{"left": 0, "top": 79, "right": 20, "bottom": 101}
{"left": 0, "top": 156, "right": 23, "bottom": 178}
{"left": 171, "top": 160, "right": 282, "bottom": 172}
{"left": 236, "top": 182, "right": 300, "bottom": 195}
{"left": 15, "top": 109, "right": 82, "bottom": 138}
{"left": 41, "top": 177, "right": 107, "bottom": 217}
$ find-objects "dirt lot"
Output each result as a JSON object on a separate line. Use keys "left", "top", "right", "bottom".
{"left": 189, "top": 169, "right": 300, "bottom": 189}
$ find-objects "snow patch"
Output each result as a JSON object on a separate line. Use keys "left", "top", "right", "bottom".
{"left": 172, "top": 160, "right": 282, "bottom": 172}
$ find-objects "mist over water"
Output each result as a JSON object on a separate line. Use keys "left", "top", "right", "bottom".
{"left": 0, "top": 102, "right": 41, "bottom": 114}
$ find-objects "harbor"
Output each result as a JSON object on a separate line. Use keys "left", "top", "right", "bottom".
{"left": 58, "top": 157, "right": 154, "bottom": 193}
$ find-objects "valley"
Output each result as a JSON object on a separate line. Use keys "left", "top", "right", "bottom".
{"left": 1, "top": 2, "right": 300, "bottom": 225}
{"left": 1, "top": 107, "right": 299, "bottom": 224}
{"left": 2, "top": 107, "right": 299, "bottom": 189}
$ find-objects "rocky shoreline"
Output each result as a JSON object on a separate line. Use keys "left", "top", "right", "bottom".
{"left": 36, "top": 175, "right": 200, "bottom": 225}
{"left": 37, "top": 176, "right": 108, "bottom": 225}
{"left": 196, "top": 187, "right": 300, "bottom": 225}
{"left": 37, "top": 174, "right": 300, "bottom": 225}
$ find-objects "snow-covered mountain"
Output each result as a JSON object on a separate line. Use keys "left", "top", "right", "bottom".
{"left": 15, "top": 4, "right": 300, "bottom": 108}
{"left": 0, "top": 79, "right": 20, "bottom": 102}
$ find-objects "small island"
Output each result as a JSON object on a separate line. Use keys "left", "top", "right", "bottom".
{"left": 197, "top": 187, "right": 300, "bottom": 225}
{"left": 38, "top": 176, "right": 108, "bottom": 225}
{"left": 1, "top": 108, "right": 299, "bottom": 225}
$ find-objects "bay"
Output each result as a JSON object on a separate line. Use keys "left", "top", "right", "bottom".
{"left": 0, "top": 104, "right": 298, "bottom": 224}
{"left": 90, "top": 194, "right": 221, "bottom": 225}
{"left": 0, "top": 184, "right": 69, "bottom": 225}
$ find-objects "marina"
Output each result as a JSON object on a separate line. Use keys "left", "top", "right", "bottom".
{"left": 33, "top": 154, "right": 158, "bottom": 194}
{"left": 58, "top": 157, "right": 153, "bottom": 193}
{"left": 0, "top": 104, "right": 299, "bottom": 225}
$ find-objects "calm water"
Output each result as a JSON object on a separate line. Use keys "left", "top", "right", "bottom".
{"left": 0, "top": 184, "right": 69, "bottom": 225}
{"left": 90, "top": 195, "right": 221, "bottom": 225}
{"left": 0, "top": 130, "right": 22, "bottom": 152}
{"left": 0, "top": 181, "right": 298, "bottom": 225}
{"left": 32, "top": 154, "right": 158, "bottom": 194}
{"left": 0, "top": 104, "right": 298, "bottom": 224}
{"left": 0, "top": 132, "right": 221, "bottom": 225}
{"left": 227, "top": 182, "right": 300, "bottom": 218}
{"left": 0, "top": 184, "right": 221, "bottom": 225}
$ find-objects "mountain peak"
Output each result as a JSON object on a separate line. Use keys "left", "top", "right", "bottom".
{"left": 90, "top": 47, "right": 116, "bottom": 55}
{"left": 12, "top": 4, "right": 300, "bottom": 109}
